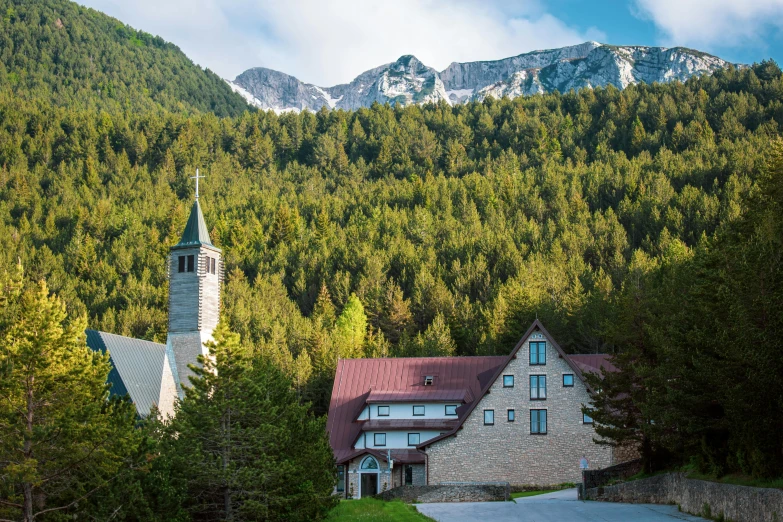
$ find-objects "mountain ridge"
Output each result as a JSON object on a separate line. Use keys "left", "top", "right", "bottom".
{"left": 232, "top": 41, "right": 740, "bottom": 113}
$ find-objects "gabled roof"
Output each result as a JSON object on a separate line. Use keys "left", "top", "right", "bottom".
{"left": 326, "top": 356, "right": 506, "bottom": 464}
{"left": 173, "top": 200, "right": 219, "bottom": 251}
{"left": 85, "top": 329, "right": 167, "bottom": 417}
{"left": 417, "top": 319, "right": 615, "bottom": 449}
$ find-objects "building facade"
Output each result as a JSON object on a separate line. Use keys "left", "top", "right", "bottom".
{"left": 327, "top": 320, "right": 625, "bottom": 497}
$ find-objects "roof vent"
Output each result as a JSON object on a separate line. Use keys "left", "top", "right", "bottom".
{"left": 424, "top": 376, "right": 434, "bottom": 386}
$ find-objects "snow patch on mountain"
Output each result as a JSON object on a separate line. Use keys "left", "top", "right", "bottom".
{"left": 232, "top": 42, "right": 741, "bottom": 113}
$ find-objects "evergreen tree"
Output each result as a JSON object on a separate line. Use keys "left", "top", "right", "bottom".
{"left": 0, "top": 271, "right": 140, "bottom": 521}
{"left": 162, "top": 322, "right": 337, "bottom": 521}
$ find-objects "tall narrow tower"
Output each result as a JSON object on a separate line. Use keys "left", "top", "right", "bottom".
{"left": 165, "top": 176, "right": 222, "bottom": 397}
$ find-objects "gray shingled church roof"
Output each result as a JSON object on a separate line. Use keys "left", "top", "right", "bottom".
{"left": 174, "top": 199, "right": 215, "bottom": 249}
{"left": 85, "top": 329, "right": 167, "bottom": 417}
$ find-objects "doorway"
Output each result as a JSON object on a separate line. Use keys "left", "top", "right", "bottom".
{"left": 360, "top": 473, "right": 378, "bottom": 498}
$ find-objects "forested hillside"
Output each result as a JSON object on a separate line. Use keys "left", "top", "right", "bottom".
{"left": 0, "top": 0, "right": 249, "bottom": 116}
{"left": 1, "top": 58, "right": 781, "bottom": 420}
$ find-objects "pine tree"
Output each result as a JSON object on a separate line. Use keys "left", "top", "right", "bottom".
{"left": 163, "top": 322, "right": 337, "bottom": 521}
{"left": 0, "top": 273, "right": 140, "bottom": 522}
{"left": 334, "top": 294, "right": 367, "bottom": 359}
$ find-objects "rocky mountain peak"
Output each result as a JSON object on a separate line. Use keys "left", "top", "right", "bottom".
{"left": 230, "top": 42, "right": 740, "bottom": 113}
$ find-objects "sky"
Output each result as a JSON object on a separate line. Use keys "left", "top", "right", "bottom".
{"left": 78, "top": 0, "right": 783, "bottom": 86}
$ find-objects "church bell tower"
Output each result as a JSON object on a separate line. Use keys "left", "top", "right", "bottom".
{"left": 165, "top": 170, "right": 222, "bottom": 397}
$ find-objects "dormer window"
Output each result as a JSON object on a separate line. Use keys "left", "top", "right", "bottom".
{"left": 424, "top": 376, "right": 434, "bottom": 386}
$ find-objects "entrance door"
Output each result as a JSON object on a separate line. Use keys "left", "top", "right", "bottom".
{"left": 360, "top": 473, "right": 378, "bottom": 498}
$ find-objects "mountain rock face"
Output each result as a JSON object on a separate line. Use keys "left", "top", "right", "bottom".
{"left": 231, "top": 42, "right": 738, "bottom": 113}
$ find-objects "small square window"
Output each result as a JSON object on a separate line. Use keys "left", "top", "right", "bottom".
{"left": 531, "top": 409, "right": 547, "bottom": 434}
{"left": 563, "top": 374, "right": 574, "bottom": 387}
{"left": 177, "top": 256, "right": 185, "bottom": 273}
{"left": 374, "top": 433, "right": 386, "bottom": 446}
{"left": 503, "top": 375, "right": 514, "bottom": 387}
{"left": 445, "top": 405, "right": 457, "bottom": 416}
{"left": 508, "top": 409, "right": 515, "bottom": 422}
{"left": 186, "top": 254, "right": 195, "bottom": 272}
{"left": 408, "top": 433, "right": 420, "bottom": 446}
{"left": 413, "top": 405, "right": 425, "bottom": 416}
{"left": 484, "top": 409, "right": 494, "bottom": 425}
{"left": 377, "top": 405, "right": 390, "bottom": 416}
{"left": 583, "top": 413, "right": 593, "bottom": 424}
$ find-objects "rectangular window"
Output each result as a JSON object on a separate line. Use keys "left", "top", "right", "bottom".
{"left": 503, "top": 375, "right": 514, "bottom": 387}
{"left": 531, "top": 409, "right": 547, "bottom": 434}
{"left": 445, "top": 405, "right": 457, "bottom": 416}
{"left": 408, "top": 433, "right": 420, "bottom": 446}
{"left": 186, "top": 254, "right": 195, "bottom": 272}
{"left": 530, "top": 341, "right": 546, "bottom": 365}
{"left": 484, "top": 409, "right": 494, "bottom": 425}
{"left": 405, "top": 465, "right": 413, "bottom": 486}
{"left": 583, "top": 413, "right": 593, "bottom": 424}
{"left": 563, "top": 374, "right": 574, "bottom": 387}
{"left": 374, "top": 433, "right": 386, "bottom": 446}
{"left": 337, "top": 465, "right": 345, "bottom": 492}
{"left": 177, "top": 256, "right": 185, "bottom": 273}
{"left": 377, "top": 405, "right": 390, "bottom": 416}
{"left": 530, "top": 375, "right": 547, "bottom": 400}
{"left": 413, "top": 405, "right": 425, "bottom": 416}
{"left": 211, "top": 257, "right": 216, "bottom": 274}
{"left": 508, "top": 409, "right": 515, "bottom": 422}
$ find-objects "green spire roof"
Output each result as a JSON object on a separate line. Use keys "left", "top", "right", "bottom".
{"left": 175, "top": 200, "right": 214, "bottom": 249}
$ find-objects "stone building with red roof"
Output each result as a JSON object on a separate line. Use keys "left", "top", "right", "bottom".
{"left": 326, "top": 319, "right": 625, "bottom": 498}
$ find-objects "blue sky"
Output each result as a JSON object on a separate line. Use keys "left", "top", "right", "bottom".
{"left": 79, "top": 0, "right": 783, "bottom": 86}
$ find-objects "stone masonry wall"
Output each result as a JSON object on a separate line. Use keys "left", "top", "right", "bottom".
{"left": 587, "top": 473, "right": 783, "bottom": 522}
{"left": 377, "top": 483, "right": 510, "bottom": 503}
{"left": 582, "top": 458, "right": 642, "bottom": 491}
{"left": 425, "top": 330, "right": 612, "bottom": 486}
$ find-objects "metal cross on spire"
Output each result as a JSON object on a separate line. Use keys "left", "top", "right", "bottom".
{"left": 190, "top": 168, "right": 205, "bottom": 200}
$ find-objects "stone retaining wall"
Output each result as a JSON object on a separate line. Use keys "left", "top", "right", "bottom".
{"left": 582, "top": 458, "right": 643, "bottom": 491}
{"left": 586, "top": 472, "right": 783, "bottom": 522}
{"left": 376, "top": 483, "right": 510, "bottom": 503}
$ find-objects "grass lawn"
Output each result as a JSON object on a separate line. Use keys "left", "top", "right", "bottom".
{"left": 511, "top": 489, "right": 557, "bottom": 500}
{"left": 325, "top": 498, "right": 435, "bottom": 521}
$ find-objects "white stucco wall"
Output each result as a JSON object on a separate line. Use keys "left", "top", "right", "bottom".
{"left": 355, "top": 430, "right": 443, "bottom": 449}
{"left": 356, "top": 402, "right": 460, "bottom": 420}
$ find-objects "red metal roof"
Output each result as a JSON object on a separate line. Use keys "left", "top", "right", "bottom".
{"left": 569, "top": 354, "right": 617, "bottom": 376}
{"left": 327, "top": 356, "right": 506, "bottom": 464}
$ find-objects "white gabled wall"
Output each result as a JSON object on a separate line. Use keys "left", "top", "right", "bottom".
{"left": 366, "top": 403, "right": 459, "bottom": 419}
{"left": 355, "top": 430, "right": 444, "bottom": 449}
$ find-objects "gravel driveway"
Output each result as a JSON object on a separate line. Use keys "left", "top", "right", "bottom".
{"left": 415, "top": 488, "right": 707, "bottom": 522}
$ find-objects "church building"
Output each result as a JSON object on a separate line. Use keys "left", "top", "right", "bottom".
{"left": 86, "top": 185, "right": 222, "bottom": 418}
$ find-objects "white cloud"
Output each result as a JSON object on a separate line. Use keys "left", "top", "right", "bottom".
{"left": 77, "top": 0, "right": 603, "bottom": 86}
{"left": 634, "top": 0, "right": 783, "bottom": 49}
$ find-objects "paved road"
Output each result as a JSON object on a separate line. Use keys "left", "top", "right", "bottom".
{"left": 415, "top": 488, "right": 707, "bottom": 522}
